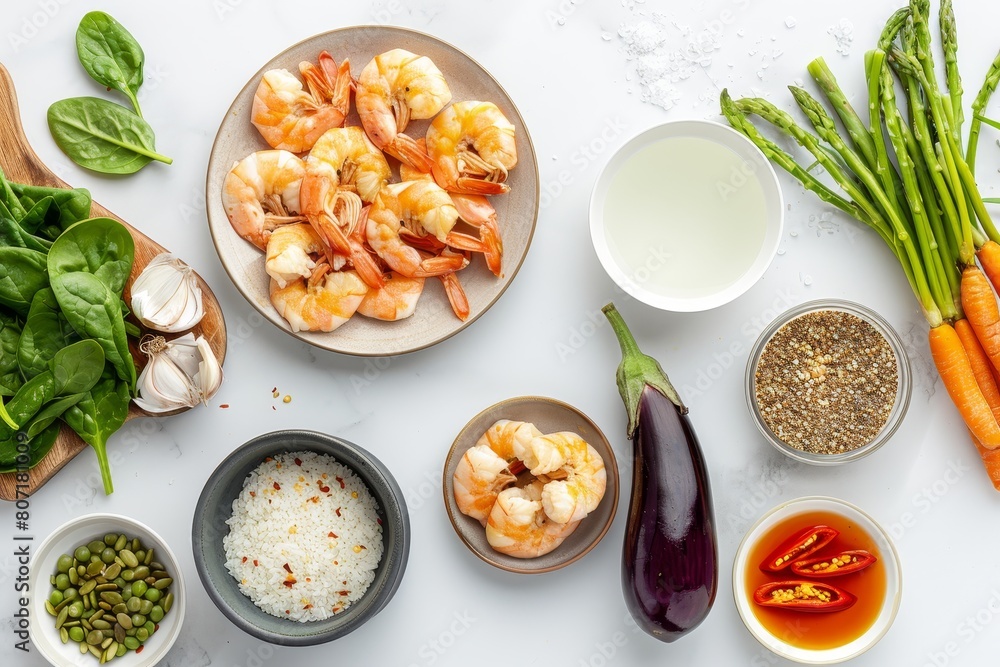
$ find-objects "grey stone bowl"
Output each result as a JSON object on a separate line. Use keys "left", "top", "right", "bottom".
{"left": 191, "top": 430, "right": 409, "bottom": 645}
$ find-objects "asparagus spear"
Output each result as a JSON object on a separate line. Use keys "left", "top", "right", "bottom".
{"left": 968, "top": 50, "right": 1000, "bottom": 174}
{"left": 940, "top": 0, "right": 964, "bottom": 149}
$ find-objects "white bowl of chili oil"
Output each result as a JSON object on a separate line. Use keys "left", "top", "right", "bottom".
{"left": 733, "top": 496, "right": 902, "bottom": 664}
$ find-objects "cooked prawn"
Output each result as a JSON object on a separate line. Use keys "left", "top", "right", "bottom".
{"left": 265, "top": 222, "right": 331, "bottom": 289}
{"left": 222, "top": 150, "right": 306, "bottom": 250}
{"left": 426, "top": 100, "right": 517, "bottom": 195}
{"left": 401, "top": 140, "right": 503, "bottom": 275}
{"left": 252, "top": 51, "right": 352, "bottom": 153}
{"left": 478, "top": 420, "right": 543, "bottom": 463}
{"left": 357, "top": 271, "right": 424, "bottom": 321}
{"left": 366, "top": 183, "right": 469, "bottom": 278}
{"left": 522, "top": 432, "right": 607, "bottom": 525}
{"left": 299, "top": 172, "right": 385, "bottom": 289}
{"left": 307, "top": 127, "right": 391, "bottom": 203}
{"left": 485, "top": 481, "right": 580, "bottom": 558}
{"left": 453, "top": 443, "right": 517, "bottom": 524}
{"left": 269, "top": 265, "right": 367, "bottom": 332}
{"left": 356, "top": 49, "right": 450, "bottom": 171}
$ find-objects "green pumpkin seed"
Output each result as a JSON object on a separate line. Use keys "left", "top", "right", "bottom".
{"left": 45, "top": 600, "right": 56, "bottom": 616}
{"left": 162, "top": 593, "right": 173, "bottom": 614}
{"left": 132, "top": 566, "right": 149, "bottom": 580}
{"left": 121, "top": 569, "right": 134, "bottom": 582}
{"left": 87, "top": 562, "right": 104, "bottom": 577}
{"left": 69, "top": 568, "right": 79, "bottom": 585}
{"left": 55, "top": 606, "right": 69, "bottom": 629}
{"left": 100, "top": 591, "right": 123, "bottom": 606}
{"left": 126, "top": 597, "right": 141, "bottom": 613}
{"left": 119, "top": 549, "right": 138, "bottom": 568}
{"left": 69, "top": 626, "right": 85, "bottom": 642}
{"left": 123, "top": 636, "right": 139, "bottom": 650}
{"left": 114, "top": 534, "right": 127, "bottom": 551}
{"left": 114, "top": 623, "right": 125, "bottom": 643}
{"left": 60, "top": 627, "right": 69, "bottom": 644}
{"left": 116, "top": 642, "right": 127, "bottom": 657}
{"left": 86, "top": 629, "right": 103, "bottom": 645}
{"left": 79, "top": 579, "right": 96, "bottom": 596}
{"left": 88, "top": 643, "right": 101, "bottom": 657}
{"left": 154, "top": 577, "right": 172, "bottom": 590}
{"left": 135, "top": 628, "right": 149, "bottom": 642}
{"left": 101, "top": 635, "right": 113, "bottom": 649}
{"left": 92, "top": 619, "right": 111, "bottom": 630}
{"left": 104, "top": 563, "right": 121, "bottom": 580}
{"left": 95, "top": 583, "right": 116, "bottom": 592}
{"left": 116, "top": 613, "right": 133, "bottom": 630}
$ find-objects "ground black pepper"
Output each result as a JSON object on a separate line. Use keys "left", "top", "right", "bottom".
{"left": 754, "top": 309, "right": 899, "bottom": 454}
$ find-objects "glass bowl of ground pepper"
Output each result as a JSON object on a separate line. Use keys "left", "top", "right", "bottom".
{"left": 746, "top": 300, "right": 911, "bottom": 464}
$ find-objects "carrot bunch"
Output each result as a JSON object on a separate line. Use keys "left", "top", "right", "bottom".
{"left": 721, "top": 0, "right": 1000, "bottom": 490}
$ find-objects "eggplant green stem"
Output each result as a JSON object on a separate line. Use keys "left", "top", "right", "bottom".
{"left": 602, "top": 303, "right": 684, "bottom": 438}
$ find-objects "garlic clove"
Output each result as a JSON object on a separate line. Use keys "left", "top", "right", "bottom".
{"left": 131, "top": 254, "right": 205, "bottom": 333}
{"left": 134, "top": 333, "right": 224, "bottom": 413}
{"left": 195, "top": 336, "right": 223, "bottom": 402}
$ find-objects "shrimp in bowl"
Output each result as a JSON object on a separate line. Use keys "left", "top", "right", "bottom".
{"left": 452, "top": 419, "right": 607, "bottom": 558}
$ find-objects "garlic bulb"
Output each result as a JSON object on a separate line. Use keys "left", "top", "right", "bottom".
{"left": 133, "top": 333, "right": 223, "bottom": 413}
{"left": 131, "top": 253, "right": 205, "bottom": 332}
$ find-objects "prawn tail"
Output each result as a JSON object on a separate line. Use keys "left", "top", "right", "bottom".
{"left": 454, "top": 177, "right": 510, "bottom": 196}
{"left": 438, "top": 272, "right": 470, "bottom": 321}
{"left": 389, "top": 133, "right": 436, "bottom": 173}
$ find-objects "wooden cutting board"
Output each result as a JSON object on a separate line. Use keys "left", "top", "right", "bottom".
{"left": 0, "top": 63, "right": 228, "bottom": 500}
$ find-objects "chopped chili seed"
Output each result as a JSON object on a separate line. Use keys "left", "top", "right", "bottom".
{"left": 295, "top": 458, "right": 302, "bottom": 466}
{"left": 319, "top": 485, "right": 330, "bottom": 493}
{"left": 283, "top": 580, "right": 295, "bottom": 588}
{"left": 306, "top": 578, "right": 311, "bottom": 582}
{"left": 338, "top": 590, "right": 350, "bottom": 596}
{"left": 273, "top": 482, "right": 281, "bottom": 490}
{"left": 309, "top": 496, "right": 320, "bottom": 503}
{"left": 304, "top": 604, "right": 313, "bottom": 610}
{"left": 283, "top": 563, "right": 293, "bottom": 573}
{"left": 249, "top": 491, "right": 256, "bottom": 497}
{"left": 242, "top": 557, "right": 248, "bottom": 563}
{"left": 336, "top": 476, "right": 345, "bottom": 489}
{"left": 253, "top": 560, "right": 259, "bottom": 567}
{"left": 285, "top": 610, "right": 290, "bottom": 615}
{"left": 335, "top": 507, "right": 342, "bottom": 517}
{"left": 328, "top": 532, "right": 336, "bottom": 538}
{"left": 219, "top": 404, "right": 230, "bottom": 409}
{"left": 136, "top": 646, "right": 144, "bottom": 654}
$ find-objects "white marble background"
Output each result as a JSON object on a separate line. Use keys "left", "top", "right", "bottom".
{"left": 2, "top": 1, "right": 999, "bottom": 665}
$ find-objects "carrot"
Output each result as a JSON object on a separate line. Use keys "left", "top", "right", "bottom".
{"left": 929, "top": 323, "right": 1000, "bottom": 449}
{"left": 978, "top": 240, "right": 1000, "bottom": 293}
{"left": 970, "top": 432, "right": 1000, "bottom": 491}
{"left": 955, "top": 319, "right": 1000, "bottom": 416}
{"left": 961, "top": 266, "right": 1000, "bottom": 375}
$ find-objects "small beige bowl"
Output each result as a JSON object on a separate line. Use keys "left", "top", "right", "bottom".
{"left": 442, "top": 396, "right": 619, "bottom": 574}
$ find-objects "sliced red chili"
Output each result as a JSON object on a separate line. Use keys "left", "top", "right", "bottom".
{"left": 753, "top": 580, "right": 856, "bottom": 612}
{"left": 791, "top": 549, "right": 876, "bottom": 577}
{"left": 760, "top": 525, "right": 839, "bottom": 572}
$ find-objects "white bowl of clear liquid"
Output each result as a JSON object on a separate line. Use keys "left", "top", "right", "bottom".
{"left": 590, "top": 120, "right": 784, "bottom": 311}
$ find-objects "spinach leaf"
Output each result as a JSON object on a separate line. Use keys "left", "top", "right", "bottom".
{"left": 48, "top": 218, "right": 134, "bottom": 294}
{"left": 0, "top": 420, "right": 60, "bottom": 473}
{"left": 9, "top": 181, "right": 92, "bottom": 238}
{"left": 0, "top": 247, "right": 48, "bottom": 315}
{"left": 76, "top": 11, "right": 145, "bottom": 117}
{"left": 63, "top": 369, "right": 130, "bottom": 494}
{"left": 0, "top": 217, "right": 52, "bottom": 253}
{"left": 0, "top": 312, "right": 22, "bottom": 397}
{"left": 51, "top": 338, "right": 104, "bottom": 396}
{"left": 0, "top": 372, "right": 55, "bottom": 440}
{"left": 50, "top": 271, "right": 135, "bottom": 389}
{"left": 0, "top": 168, "right": 27, "bottom": 221}
{"left": 17, "top": 289, "right": 79, "bottom": 380}
{"left": 47, "top": 97, "right": 172, "bottom": 175}
{"left": 26, "top": 392, "right": 86, "bottom": 439}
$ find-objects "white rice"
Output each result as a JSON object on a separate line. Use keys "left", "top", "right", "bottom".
{"left": 223, "top": 450, "right": 384, "bottom": 621}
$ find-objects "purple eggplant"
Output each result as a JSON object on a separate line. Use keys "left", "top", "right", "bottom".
{"left": 603, "top": 303, "right": 718, "bottom": 643}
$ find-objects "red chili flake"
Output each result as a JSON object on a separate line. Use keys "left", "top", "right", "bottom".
{"left": 219, "top": 404, "right": 230, "bottom": 409}
{"left": 309, "top": 496, "right": 320, "bottom": 503}
{"left": 283, "top": 579, "right": 296, "bottom": 588}
{"left": 304, "top": 604, "right": 313, "bottom": 610}
{"left": 376, "top": 518, "right": 382, "bottom": 525}
{"left": 333, "top": 560, "right": 338, "bottom": 565}
{"left": 319, "top": 485, "right": 330, "bottom": 493}
{"left": 335, "top": 507, "right": 342, "bottom": 517}
{"left": 294, "top": 458, "right": 302, "bottom": 466}
{"left": 264, "top": 457, "right": 273, "bottom": 462}
{"left": 283, "top": 563, "right": 293, "bottom": 573}
{"left": 271, "top": 387, "right": 277, "bottom": 393}
{"left": 154, "top": 625, "right": 159, "bottom": 631}
{"left": 242, "top": 557, "right": 248, "bottom": 563}
{"left": 305, "top": 578, "right": 311, "bottom": 582}
{"left": 136, "top": 646, "right": 144, "bottom": 654}
{"left": 253, "top": 560, "right": 259, "bottom": 567}
{"left": 336, "top": 476, "right": 345, "bottom": 489}
{"left": 249, "top": 491, "right": 256, "bottom": 497}
{"left": 328, "top": 532, "right": 337, "bottom": 538}
{"left": 285, "top": 610, "right": 290, "bottom": 615}
{"left": 338, "top": 590, "right": 350, "bottom": 596}
{"left": 273, "top": 482, "right": 281, "bottom": 490}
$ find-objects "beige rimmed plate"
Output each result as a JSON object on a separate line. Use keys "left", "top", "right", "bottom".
{"left": 442, "top": 396, "right": 619, "bottom": 574}
{"left": 206, "top": 26, "right": 538, "bottom": 356}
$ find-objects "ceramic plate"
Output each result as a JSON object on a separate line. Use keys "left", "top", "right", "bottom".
{"left": 206, "top": 26, "right": 539, "bottom": 356}
{"left": 442, "top": 396, "right": 619, "bottom": 574}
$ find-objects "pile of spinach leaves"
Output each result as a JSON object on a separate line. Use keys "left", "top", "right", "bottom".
{"left": 0, "top": 167, "right": 135, "bottom": 494}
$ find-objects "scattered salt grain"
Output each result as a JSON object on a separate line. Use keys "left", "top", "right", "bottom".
{"left": 828, "top": 19, "right": 855, "bottom": 56}
{"left": 785, "top": 16, "right": 797, "bottom": 28}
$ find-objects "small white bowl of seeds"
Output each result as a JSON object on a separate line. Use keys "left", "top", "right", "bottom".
{"left": 745, "top": 299, "right": 911, "bottom": 465}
